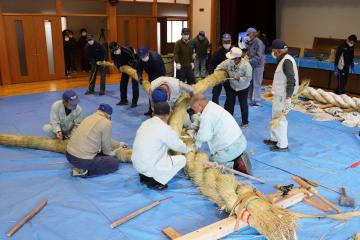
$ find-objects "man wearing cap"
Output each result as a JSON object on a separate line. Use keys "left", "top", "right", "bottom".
{"left": 137, "top": 47, "right": 166, "bottom": 116}
{"left": 192, "top": 31, "right": 210, "bottom": 79}
{"left": 189, "top": 94, "right": 252, "bottom": 174}
{"left": 215, "top": 47, "right": 252, "bottom": 128}
{"left": 174, "top": 28, "right": 195, "bottom": 84}
{"left": 85, "top": 34, "right": 107, "bottom": 96}
{"left": 66, "top": 104, "right": 120, "bottom": 177}
{"left": 209, "top": 33, "right": 232, "bottom": 106}
{"left": 43, "top": 90, "right": 82, "bottom": 140}
{"left": 132, "top": 102, "right": 191, "bottom": 190}
{"left": 264, "top": 39, "right": 299, "bottom": 152}
{"left": 110, "top": 42, "right": 139, "bottom": 107}
{"left": 246, "top": 27, "right": 265, "bottom": 107}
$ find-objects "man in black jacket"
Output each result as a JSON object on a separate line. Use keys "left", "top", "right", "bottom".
{"left": 334, "top": 34, "right": 357, "bottom": 94}
{"left": 110, "top": 42, "right": 139, "bottom": 107}
{"left": 209, "top": 33, "right": 232, "bottom": 106}
{"left": 137, "top": 47, "right": 166, "bottom": 116}
{"left": 85, "top": 34, "right": 107, "bottom": 96}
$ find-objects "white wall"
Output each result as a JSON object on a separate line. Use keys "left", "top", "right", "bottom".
{"left": 277, "top": 0, "right": 360, "bottom": 48}
{"left": 192, "top": 0, "right": 212, "bottom": 39}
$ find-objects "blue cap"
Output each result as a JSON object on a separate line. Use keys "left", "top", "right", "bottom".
{"left": 152, "top": 87, "right": 168, "bottom": 103}
{"left": 138, "top": 47, "right": 149, "bottom": 58}
{"left": 246, "top": 28, "right": 257, "bottom": 34}
{"left": 98, "top": 103, "right": 113, "bottom": 115}
{"left": 271, "top": 39, "right": 287, "bottom": 50}
{"left": 222, "top": 33, "right": 231, "bottom": 41}
{"left": 62, "top": 90, "right": 80, "bottom": 106}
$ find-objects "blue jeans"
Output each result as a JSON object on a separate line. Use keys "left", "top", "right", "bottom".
{"left": 194, "top": 58, "right": 206, "bottom": 78}
{"left": 211, "top": 135, "right": 247, "bottom": 167}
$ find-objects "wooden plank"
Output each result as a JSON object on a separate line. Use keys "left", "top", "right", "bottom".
{"left": 162, "top": 227, "right": 182, "bottom": 239}
{"left": 175, "top": 192, "right": 306, "bottom": 240}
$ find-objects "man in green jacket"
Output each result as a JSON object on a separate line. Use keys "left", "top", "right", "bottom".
{"left": 192, "top": 31, "right": 210, "bottom": 79}
{"left": 174, "top": 28, "right": 195, "bottom": 84}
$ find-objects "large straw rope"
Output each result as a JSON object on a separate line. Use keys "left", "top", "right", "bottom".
{"left": 301, "top": 87, "right": 360, "bottom": 111}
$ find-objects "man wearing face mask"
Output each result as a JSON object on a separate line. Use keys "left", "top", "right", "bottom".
{"left": 110, "top": 42, "right": 139, "bottom": 107}
{"left": 174, "top": 28, "right": 195, "bottom": 84}
{"left": 192, "top": 31, "right": 210, "bottom": 79}
{"left": 246, "top": 28, "right": 265, "bottom": 107}
{"left": 334, "top": 34, "right": 357, "bottom": 94}
{"left": 77, "top": 28, "right": 89, "bottom": 72}
{"left": 66, "top": 104, "right": 120, "bottom": 177}
{"left": 43, "top": 90, "right": 83, "bottom": 140}
{"left": 63, "top": 34, "right": 72, "bottom": 77}
{"left": 264, "top": 39, "right": 299, "bottom": 152}
{"left": 215, "top": 47, "right": 252, "bottom": 128}
{"left": 85, "top": 34, "right": 107, "bottom": 96}
{"left": 137, "top": 47, "right": 166, "bottom": 116}
{"left": 68, "top": 30, "right": 77, "bottom": 72}
{"left": 209, "top": 33, "right": 232, "bottom": 106}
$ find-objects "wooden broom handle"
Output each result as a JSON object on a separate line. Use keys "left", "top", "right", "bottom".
{"left": 292, "top": 177, "right": 340, "bottom": 213}
{"left": 7, "top": 199, "right": 48, "bottom": 237}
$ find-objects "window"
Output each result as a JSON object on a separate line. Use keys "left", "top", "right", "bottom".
{"left": 166, "top": 20, "right": 188, "bottom": 43}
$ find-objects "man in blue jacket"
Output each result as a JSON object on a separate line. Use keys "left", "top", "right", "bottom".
{"left": 246, "top": 28, "right": 265, "bottom": 106}
{"left": 137, "top": 47, "right": 166, "bottom": 116}
{"left": 85, "top": 34, "right": 107, "bottom": 96}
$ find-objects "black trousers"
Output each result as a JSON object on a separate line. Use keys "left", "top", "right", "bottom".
{"left": 176, "top": 66, "right": 195, "bottom": 84}
{"left": 88, "top": 64, "right": 106, "bottom": 92}
{"left": 66, "top": 152, "right": 119, "bottom": 176}
{"left": 336, "top": 69, "right": 349, "bottom": 94}
{"left": 225, "top": 87, "right": 249, "bottom": 125}
{"left": 212, "top": 81, "right": 231, "bottom": 107}
{"left": 120, "top": 73, "right": 139, "bottom": 104}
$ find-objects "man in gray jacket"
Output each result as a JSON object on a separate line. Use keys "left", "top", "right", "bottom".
{"left": 66, "top": 104, "right": 119, "bottom": 177}
{"left": 246, "top": 28, "right": 265, "bottom": 107}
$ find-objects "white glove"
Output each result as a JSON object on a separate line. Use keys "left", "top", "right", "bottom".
{"left": 285, "top": 98, "right": 293, "bottom": 110}
{"left": 191, "top": 62, "right": 195, "bottom": 70}
{"left": 109, "top": 151, "right": 116, "bottom": 157}
{"left": 120, "top": 142, "right": 128, "bottom": 148}
{"left": 192, "top": 53, "right": 197, "bottom": 60}
{"left": 190, "top": 113, "right": 201, "bottom": 131}
{"left": 186, "top": 129, "right": 196, "bottom": 139}
{"left": 176, "top": 63, "right": 182, "bottom": 70}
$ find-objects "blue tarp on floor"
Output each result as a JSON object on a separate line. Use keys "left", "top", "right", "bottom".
{"left": 0, "top": 84, "right": 359, "bottom": 240}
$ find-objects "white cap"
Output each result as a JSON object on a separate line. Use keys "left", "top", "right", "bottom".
{"left": 226, "top": 47, "right": 243, "bottom": 59}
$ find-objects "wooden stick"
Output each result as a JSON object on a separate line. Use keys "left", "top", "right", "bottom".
{"left": 318, "top": 103, "right": 334, "bottom": 109}
{"left": 303, "top": 196, "right": 329, "bottom": 212}
{"left": 110, "top": 197, "right": 172, "bottom": 229}
{"left": 196, "top": 158, "right": 265, "bottom": 184}
{"left": 162, "top": 227, "right": 182, "bottom": 239}
{"left": 7, "top": 199, "right": 47, "bottom": 237}
{"left": 292, "top": 177, "right": 340, "bottom": 213}
{"left": 174, "top": 192, "right": 306, "bottom": 240}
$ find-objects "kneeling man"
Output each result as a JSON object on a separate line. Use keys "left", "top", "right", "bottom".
{"left": 132, "top": 102, "right": 191, "bottom": 190}
{"left": 189, "top": 94, "right": 252, "bottom": 174}
{"left": 66, "top": 104, "right": 119, "bottom": 177}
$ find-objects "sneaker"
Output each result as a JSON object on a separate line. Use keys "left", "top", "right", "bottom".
{"left": 131, "top": 103, "right": 137, "bottom": 108}
{"left": 240, "top": 123, "right": 249, "bottom": 129}
{"left": 263, "top": 139, "right": 277, "bottom": 145}
{"left": 71, "top": 168, "right": 89, "bottom": 177}
{"left": 270, "top": 145, "right": 289, "bottom": 152}
{"left": 99, "top": 91, "right": 105, "bottom": 96}
{"left": 85, "top": 90, "right": 95, "bottom": 95}
{"left": 144, "top": 110, "right": 153, "bottom": 116}
{"left": 146, "top": 178, "right": 168, "bottom": 190}
{"left": 139, "top": 174, "right": 151, "bottom": 184}
{"left": 116, "top": 101, "right": 128, "bottom": 106}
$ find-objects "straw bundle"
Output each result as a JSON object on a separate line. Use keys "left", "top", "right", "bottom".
{"left": 192, "top": 70, "right": 228, "bottom": 94}
{"left": 270, "top": 79, "right": 310, "bottom": 129}
{"left": 119, "top": 65, "right": 151, "bottom": 95}
{"left": 96, "top": 61, "right": 116, "bottom": 68}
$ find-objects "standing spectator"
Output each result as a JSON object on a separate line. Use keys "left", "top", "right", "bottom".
{"left": 334, "top": 34, "right": 357, "bottom": 94}
{"left": 246, "top": 27, "right": 265, "bottom": 107}
{"left": 110, "top": 42, "right": 139, "bottom": 107}
{"left": 215, "top": 47, "right": 252, "bottom": 128}
{"left": 78, "top": 28, "right": 89, "bottom": 72}
{"left": 68, "top": 30, "right": 77, "bottom": 72}
{"left": 209, "top": 33, "right": 232, "bottom": 106}
{"left": 192, "top": 31, "right": 210, "bottom": 79}
{"left": 63, "top": 34, "right": 72, "bottom": 77}
{"left": 174, "top": 28, "right": 195, "bottom": 84}
{"left": 85, "top": 34, "right": 107, "bottom": 96}
{"left": 137, "top": 47, "right": 166, "bottom": 116}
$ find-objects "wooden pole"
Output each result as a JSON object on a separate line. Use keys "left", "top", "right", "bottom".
{"left": 110, "top": 197, "right": 172, "bottom": 229}
{"left": 162, "top": 227, "right": 182, "bottom": 239}
{"left": 7, "top": 199, "right": 48, "bottom": 237}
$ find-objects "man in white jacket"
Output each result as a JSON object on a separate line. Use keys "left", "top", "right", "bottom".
{"left": 132, "top": 102, "right": 191, "bottom": 190}
{"left": 43, "top": 90, "right": 82, "bottom": 140}
{"left": 189, "top": 94, "right": 252, "bottom": 174}
{"left": 264, "top": 39, "right": 299, "bottom": 151}
{"left": 66, "top": 104, "right": 119, "bottom": 177}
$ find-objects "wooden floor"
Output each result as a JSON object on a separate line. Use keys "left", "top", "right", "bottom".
{"left": 0, "top": 74, "right": 120, "bottom": 97}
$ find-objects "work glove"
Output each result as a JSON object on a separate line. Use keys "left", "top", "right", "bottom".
{"left": 56, "top": 131, "right": 64, "bottom": 141}
{"left": 120, "top": 142, "right": 128, "bottom": 148}
{"left": 176, "top": 63, "right": 182, "bottom": 70}
{"left": 192, "top": 53, "right": 197, "bottom": 60}
{"left": 284, "top": 98, "right": 293, "bottom": 110}
{"left": 191, "top": 62, "right": 195, "bottom": 70}
{"left": 186, "top": 129, "right": 197, "bottom": 139}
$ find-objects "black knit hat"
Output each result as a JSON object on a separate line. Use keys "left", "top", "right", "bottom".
{"left": 348, "top": 34, "right": 358, "bottom": 42}
{"left": 153, "top": 102, "right": 170, "bottom": 115}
